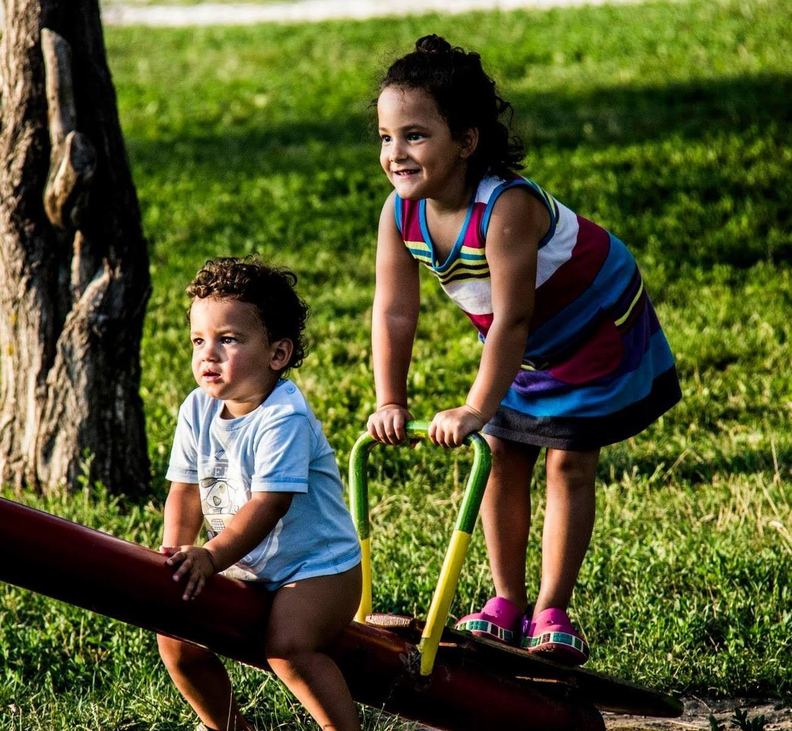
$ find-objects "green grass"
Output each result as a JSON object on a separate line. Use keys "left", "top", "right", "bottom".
{"left": 2, "top": 0, "right": 791, "bottom": 728}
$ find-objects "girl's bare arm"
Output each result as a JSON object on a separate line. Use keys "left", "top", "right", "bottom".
{"left": 430, "top": 188, "right": 548, "bottom": 446}
{"left": 369, "top": 192, "right": 420, "bottom": 444}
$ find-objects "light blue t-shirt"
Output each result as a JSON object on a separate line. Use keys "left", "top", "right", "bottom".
{"left": 166, "top": 379, "right": 361, "bottom": 590}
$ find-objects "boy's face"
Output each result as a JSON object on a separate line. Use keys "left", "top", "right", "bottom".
{"left": 189, "top": 297, "right": 290, "bottom": 418}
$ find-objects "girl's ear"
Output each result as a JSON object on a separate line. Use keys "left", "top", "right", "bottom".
{"left": 269, "top": 338, "right": 294, "bottom": 372}
{"left": 458, "top": 128, "right": 479, "bottom": 160}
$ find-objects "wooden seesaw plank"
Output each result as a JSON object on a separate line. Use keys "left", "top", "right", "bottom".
{"left": 366, "top": 614, "right": 682, "bottom": 718}
{"left": 0, "top": 497, "right": 604, "bottom": 731}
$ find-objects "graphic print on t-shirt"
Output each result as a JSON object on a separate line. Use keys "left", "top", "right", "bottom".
{"left": 199, "top": 460, "right": 247, "bottom": 536}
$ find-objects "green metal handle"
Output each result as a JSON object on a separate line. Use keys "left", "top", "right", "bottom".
{"left": 348, "top": 420, "right": 492, "bottom": 676}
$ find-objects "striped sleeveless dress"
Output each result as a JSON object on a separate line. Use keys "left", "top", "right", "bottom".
{"left": 394, "top": 175, "right": 681, "bottom": 449}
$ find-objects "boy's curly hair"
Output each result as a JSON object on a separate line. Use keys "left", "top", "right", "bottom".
{"left": 187, "top": 256, "right": 309, "bottom": 370}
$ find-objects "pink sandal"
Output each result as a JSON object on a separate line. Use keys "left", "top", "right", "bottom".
{"left": 455, "top": 596, "right": 524, "bottom": 644}
{"left": 522, "top": 607, "right": 589, "bottom": 665}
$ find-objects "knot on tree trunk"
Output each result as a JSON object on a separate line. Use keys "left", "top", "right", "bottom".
{"left": 41, "top": 28, "right": 96, "bottom": 230}
{"left": 45, "top": 130, "right": 96, "bottom": 229}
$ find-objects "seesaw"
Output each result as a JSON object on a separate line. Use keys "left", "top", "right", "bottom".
{"left": 0, "top": 423, "right": 681, "bottom": 730}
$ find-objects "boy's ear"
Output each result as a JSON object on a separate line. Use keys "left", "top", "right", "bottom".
{"left": 269, "top": 338, "right": 294, "bottom": 372}
{"left": 458, "top": 127, "right": 479, "bottom": 160}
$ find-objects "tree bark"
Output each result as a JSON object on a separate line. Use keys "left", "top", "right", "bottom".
{"left": 0, "top": 0, "right": 151, "bottom": 494}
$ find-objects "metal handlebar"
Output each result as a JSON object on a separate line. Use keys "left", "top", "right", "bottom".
{"left": 348, "top": 420, "right": 492, "bottom": 676}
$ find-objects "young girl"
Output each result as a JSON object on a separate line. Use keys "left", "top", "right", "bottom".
{"left": 367, "top": 35, "right": 681, "bottom": 665}
{"left": 159, "top": 257, "right": 362, "bottom": 731}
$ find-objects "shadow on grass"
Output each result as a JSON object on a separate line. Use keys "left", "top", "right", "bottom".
{"left": 128, "top": 71, "right": 792, "bottom": 165}
{"left": 601, "top": 443, "right": 792, "bottom": 486}
{"left": 509, "top": 71, "right": 792, "bottom": 149}
{"left": 128, "top": 71, "right": 792, "bottom": 267}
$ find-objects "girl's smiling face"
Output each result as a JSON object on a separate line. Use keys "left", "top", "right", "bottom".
{"left": 189, "top": 297, "right": 289, "bottom": 418}
{"left": 377, "top": 85, "right": 476, "bottom": 204}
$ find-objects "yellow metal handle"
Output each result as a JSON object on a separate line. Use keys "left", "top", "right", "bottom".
{"left": 356, "top": 537, "right": 372, "bottom": 623}
{"left": 417, "top": 529, "right": 472, "bottom": 675}
{"left": 348, "top": 421, "right": 491, "bottom": 676}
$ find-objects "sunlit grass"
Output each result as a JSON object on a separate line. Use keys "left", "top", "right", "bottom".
{"left": 1, "top": 0, "right": 790, "bottom": 728}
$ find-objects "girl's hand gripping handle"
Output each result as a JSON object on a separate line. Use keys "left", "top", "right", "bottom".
{"left": 428, "top": 404, "right": 486, "bottom": 448}
{"left": 367, "top": 403, "right": 412, "bottom": 445}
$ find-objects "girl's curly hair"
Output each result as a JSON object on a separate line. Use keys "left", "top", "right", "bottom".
{"left": 187, "top": 256, "right": 309, "bottom": 370}
{"left": 380, "top": 34, "right": 525, "bottom": 186}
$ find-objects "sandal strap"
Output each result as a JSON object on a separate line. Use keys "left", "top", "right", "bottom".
{"left": 528, "top": 630, "right": 589, "bottom": 657}
{"left": 456, "top": 617, "right": 516, "bottom": 643}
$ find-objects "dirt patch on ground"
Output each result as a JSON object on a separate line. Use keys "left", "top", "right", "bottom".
{"left": 603, "top": 697, "right": 791, "bottom": 730}
{"left": 415, "top": 697, "right": 790, "bottom": 731}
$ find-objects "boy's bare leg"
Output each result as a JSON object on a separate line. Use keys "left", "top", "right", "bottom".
{"left": 265, "top": 566, "right": 362, "bottom": 731}
{"left": 535, "top": 448, "right": 599, "bottom": 613}
{"left": 157, "top": 635, "right": 253, "bottom": 731}
{"left": 480, "top": 435, "right": 541, "bottom": 610}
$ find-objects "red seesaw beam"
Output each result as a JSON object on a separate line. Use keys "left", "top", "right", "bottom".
{"left": 0, "top": 497, "right": 604, "bottom": 730}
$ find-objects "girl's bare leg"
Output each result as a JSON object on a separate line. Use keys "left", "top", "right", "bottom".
{"left": 265, "top": 566, "right": 362, "bottom": 731}
{"left": 157, "top": 634, "right": 253, "bottom": 731}
{"left": 480, "top": 435, "right": 541, "bottom": 610}
{"left": 535, "top": 448, "right": 599, "bottom": 613}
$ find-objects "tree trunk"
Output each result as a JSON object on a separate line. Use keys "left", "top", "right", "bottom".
{"left": 0, "top": 0, "right": 151, "bottom": 494}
